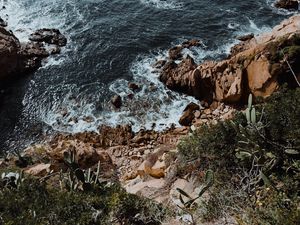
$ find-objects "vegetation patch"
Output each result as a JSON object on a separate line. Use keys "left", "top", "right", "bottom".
{"left": 177, "top": 87, "right": 300, "bottom": 224}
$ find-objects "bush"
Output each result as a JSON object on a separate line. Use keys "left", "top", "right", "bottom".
{"left": 0, "top": 173, "right": 165, "bottom": 225}
{"left": 177, "top": 87, "right": 300, "bottom": 224}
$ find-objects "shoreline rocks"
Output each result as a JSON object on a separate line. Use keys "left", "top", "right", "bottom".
{"left": 29, "top": 28, "right": 67, "bottom": 47}
{"left": 157, "top": 15, "right": 300, "bottom": 105}
{"left": 0, "top": 25, "right": 67, "bottom": 84}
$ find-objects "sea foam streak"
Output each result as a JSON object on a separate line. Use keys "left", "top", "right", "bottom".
{"left": 0, "top": 0, "right": 86, "bottom": 67}
{"left": 139, "top": 0, "right": 183, "bottom": 9}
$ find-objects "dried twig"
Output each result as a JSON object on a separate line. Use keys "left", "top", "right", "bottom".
{"left": 281, "top": 51, "right": 300, "bottom": 87}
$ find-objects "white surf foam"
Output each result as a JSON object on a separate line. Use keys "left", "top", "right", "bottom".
{"left": 27, "top": 38, "right": 241, "bottom": 134}
{"left": 140, "top": 0, "right": 184, "bottom": 10}
{"left": 0, "top": 0, "right": 85, "bottom": 67}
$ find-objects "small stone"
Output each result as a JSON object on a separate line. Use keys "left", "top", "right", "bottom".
{"left": 144, "top": 149, "right": 151, "bottom": 155}
{"left": 203, "top": 108, "right": 212, "bottom": 115}
{"left": 111, "top": 95, "right": 122, "bottom": 108}
{"left": 82, "top": 116, "right": 94, "bottom": 123}
{"left": 128, "top": 82, "right": 139, "bottom": 91}
{"left": 128, "top": 93, "right": 134, "bottom": 99}
{"left": 200, "top": 114, "right": 208, "bottom": 119}
{"left": 194, "top": 110, "right": 201, "bottom": 119}
{"left": 212, "top": 109, "right": 220, "bottom": 116}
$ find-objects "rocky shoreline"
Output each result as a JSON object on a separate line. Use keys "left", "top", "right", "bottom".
{"left": 0, "top": 23, "right": 67, "bottom": 86}
{"left": 1, "top": 5, "right": 300, "bottom": 224}
{"left": 157, "top": 15, "right": 300, "bottom": 107}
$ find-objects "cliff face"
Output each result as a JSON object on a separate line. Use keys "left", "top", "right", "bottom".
{"left": 159, "top": 15, "right": 300, "bottom": 104}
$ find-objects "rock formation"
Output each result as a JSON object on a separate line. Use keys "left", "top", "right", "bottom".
{"left": 158, "top": 15, "right": 300, "bottom": 104}
{"left": 0, "top": 25, "right": 67, "bottom": 83}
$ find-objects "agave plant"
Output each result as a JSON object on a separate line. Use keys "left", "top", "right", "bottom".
{"left": 61, "top": 149, "right": 102, "bottom": 192}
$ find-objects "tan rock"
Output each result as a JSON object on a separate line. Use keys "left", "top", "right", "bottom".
{"left": 148, "top": 160, "right": 166, "bottom": 178}
{"left": 158, "top": 15, "right": 300, "bottom": 104}
{"left": 246, "top": 58, "right": 278, "bottom": 97}
{"left": 25, "top": 163, "right": 51, "bottom": 177}
{"left": 125, "top": 176, "right": 166, "bottom": 195}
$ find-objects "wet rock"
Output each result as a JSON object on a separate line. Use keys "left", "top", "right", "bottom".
{"left": 160, "top": 15, "right": 300, "bottom": 103}
{"left": 183, "top": 102, "right": 200, "bottom": 112}
{"left": 0, "top": 26, "right": 66, "bottom": 83}
{"left": 29, "top": 28, "right": 67, "bottom": 47}
{"left": 127, "top": 93, "right": 134, "bottom": 99}
{"left": 168, "top": 46, "right": 183, "bottom": 60}
{"left": 128, "top": 82, "right": 139, "bottom": 91}
{"left": 82, "top": 116, "right": 94, "bottom": 123}
{"left": 0, "top": 17, "right": 7, "bottom": 27}
{"left": 111, "top": 95, "right": 122, "bottom": 108}
{"left": 152, "top": 60, "right": 167, "bottom": 69}
{"left": 236, "top": 33, "right": 254, "bottom": 41}
{"left": 50, "top": 46, "right": 61, "bottom": 55}
{"left": 17, "top": 42, "right": 49, "bottom": 72}
{"left": 275, "top": 0, "right": 299, "bottom": 10}
{"left": 181, "top": 39, "right": 202, "bottom": 48}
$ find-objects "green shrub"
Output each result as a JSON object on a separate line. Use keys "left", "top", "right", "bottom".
{"left": 0, "top": 174, "right": 165, "bottom": 225}
{"left": 178, "top": 112, "right": 246, "bottom": 170}
{"left": 177, "top": 88, "right": 300, "bottom": 224}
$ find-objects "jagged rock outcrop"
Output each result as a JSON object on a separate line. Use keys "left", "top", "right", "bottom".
{"left": 275, "top": 0, "right": 299, "bottom": 10}
{"left": 160, "top": 55, "right": 203, "bottom": 98}
{"left": 0, "top": 25, "right": 67, "bottom": 83}
{"left": 29, "top": 28, "right": 67, "bottom": 47}
{"left": 158, "top": 15, "right": 300, "bottom": 104}
{"left": 168, "top": 39, "right": 203, "bottom": 60}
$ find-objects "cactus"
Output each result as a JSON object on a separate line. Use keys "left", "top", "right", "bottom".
{"left": 245, "top": 94, "right": 256, "bottom": 124}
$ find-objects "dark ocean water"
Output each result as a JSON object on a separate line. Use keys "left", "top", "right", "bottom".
{"left": 0, "top": 0, "right": 296, "bottom": 152}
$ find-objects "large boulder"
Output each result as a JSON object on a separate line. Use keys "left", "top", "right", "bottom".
{"left": 179, "top": 102, "right": 200, "bottom": 126}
